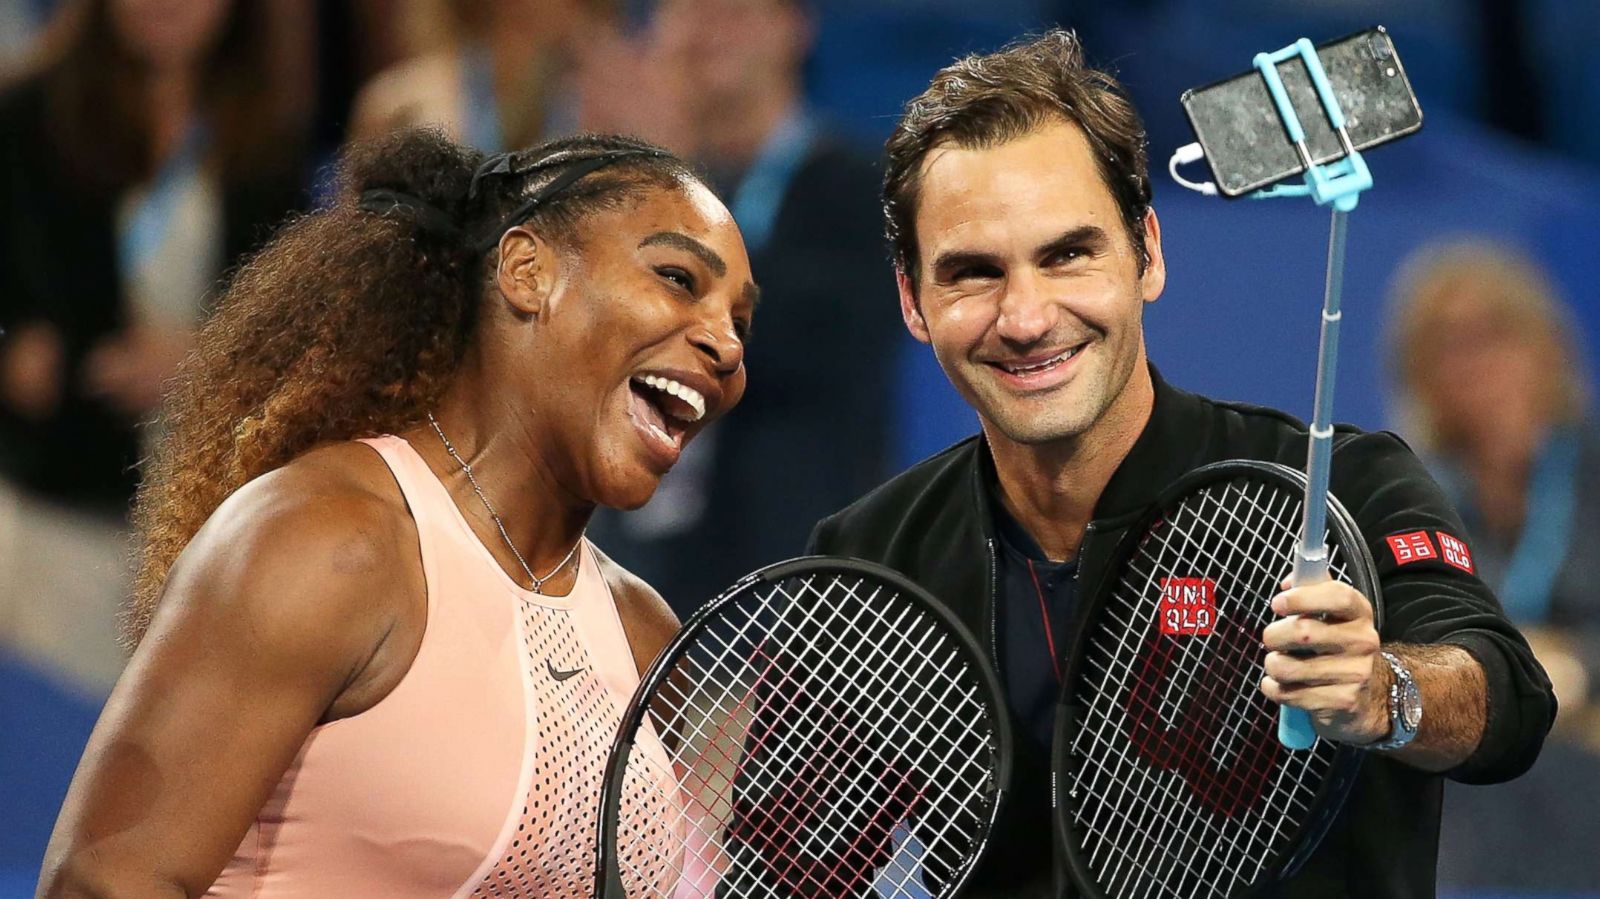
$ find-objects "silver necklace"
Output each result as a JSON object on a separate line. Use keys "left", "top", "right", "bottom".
{"left": 427, "top": 412, "right": 582, "bottom": 593}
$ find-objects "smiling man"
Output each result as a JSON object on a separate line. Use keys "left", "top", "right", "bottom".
{"left": 807, "top": 31, "right": 1555, "bottom": 898}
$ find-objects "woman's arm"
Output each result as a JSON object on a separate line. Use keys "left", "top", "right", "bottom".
{"left": 37, "top": 465, "right": 421, "bottom": 898}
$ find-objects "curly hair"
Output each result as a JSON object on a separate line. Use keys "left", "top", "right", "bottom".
{"left": 124, "top": 128, "right": 698, "bottom": 648}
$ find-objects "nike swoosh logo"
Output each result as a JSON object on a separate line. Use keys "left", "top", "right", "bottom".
{"left": 547, "top": 659, "right": 587, "bottom": 682}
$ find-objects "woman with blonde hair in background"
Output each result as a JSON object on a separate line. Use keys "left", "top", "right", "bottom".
{"left": 1389, "top": 238, "right": 1599, "bottom": 740}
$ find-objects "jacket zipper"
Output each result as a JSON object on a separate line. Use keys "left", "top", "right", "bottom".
{"left": 1052, "top": 522, "right": 1094, "bottom": 816}
{"left": 985, "top": 537, "right": 1000, "bottom": 664}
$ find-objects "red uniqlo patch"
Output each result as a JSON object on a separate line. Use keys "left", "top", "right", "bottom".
{"left": 1159, "top": 577, "right": 1217, "bottom": 635}
{"left": 1435, "top": 532, "right": 1476, "bottom": 573}
{"left": 1386, "top": 530, "right": 1438, "bottom": 566}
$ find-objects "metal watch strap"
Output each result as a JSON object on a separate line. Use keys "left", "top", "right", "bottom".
{"left": 1367, "top": 650, "right": 1420, "bottom": 751}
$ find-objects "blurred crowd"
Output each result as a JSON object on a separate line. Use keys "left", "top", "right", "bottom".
{"left": 1, "top": 0, "right": 1598, "bottom": 895}
{"left": 1390, "top": 239, "right": 1600, "bottom": 893}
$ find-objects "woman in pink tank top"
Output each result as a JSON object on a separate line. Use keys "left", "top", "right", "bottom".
{"left": 39, "top": 127, "right": 757, "bottom": 898}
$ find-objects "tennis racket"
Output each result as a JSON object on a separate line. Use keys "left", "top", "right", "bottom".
{"left": 594, "top": 556, "right": 1012, "bottom": 899}
{"left": 1052, "top": 460, "right": 1380, "bottom": 899}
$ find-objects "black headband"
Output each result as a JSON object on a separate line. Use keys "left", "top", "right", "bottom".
{"left": 470, "top": 148, "right": 669, "bottom": 253}
{"left": 357, "top": 147, "right": 669, "bottom": 253}
{"left": 357, "top": 188, "right": 463, "bottom": 242}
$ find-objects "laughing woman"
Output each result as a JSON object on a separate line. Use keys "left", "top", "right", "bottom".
{"left": 38, "top": 128, "right": 756, "bottom": 898}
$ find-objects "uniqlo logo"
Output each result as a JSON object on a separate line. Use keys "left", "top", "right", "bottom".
{"left": 1159, "top": 577, "right": 1216, "bottom": 636}
{"left": 1386, "top": 530, "right": 1438, "bottom": 566}
{"left": 1436, "top": 532, "right": 1475, "bottom": 574}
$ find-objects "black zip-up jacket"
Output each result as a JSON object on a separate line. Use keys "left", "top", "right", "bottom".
{"left": 807, "top": 369, "right": 1555, "bottom": 898}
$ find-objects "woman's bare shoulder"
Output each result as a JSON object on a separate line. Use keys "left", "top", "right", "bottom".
{"left": 186, "top": 442, "right": 409, "bottom": 571}
{"left": 36, "top": 445, "right": 428, "bottom": 896}
{"left": 591, "top": 543, "right": 681, "bottom": 678}
{"left": 155, "top": 440, "right": 424, "bottom": 693}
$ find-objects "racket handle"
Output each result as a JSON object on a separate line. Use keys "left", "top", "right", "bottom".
{"left": 1280, "top": 551, "right": 1328, "bottom": 750}
{"left": 1279, "top": 706, "right": 1318, "bottom": 750}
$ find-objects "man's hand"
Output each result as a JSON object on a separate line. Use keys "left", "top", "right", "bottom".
{"left": 1260, "top": 576, "right": 1392, "bottom": 745}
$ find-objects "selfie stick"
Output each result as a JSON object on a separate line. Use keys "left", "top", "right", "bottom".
{"left": 1246, "top": 38, "right": 1375, "bottom": 751}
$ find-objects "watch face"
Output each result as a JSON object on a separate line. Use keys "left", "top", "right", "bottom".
{"left": 1401, "top": 681, "right": 1423, "bottom": 732}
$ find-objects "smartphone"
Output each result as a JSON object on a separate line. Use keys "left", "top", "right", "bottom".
{"left": 1179, "top": 27, "right": 1423, "bottom": 197}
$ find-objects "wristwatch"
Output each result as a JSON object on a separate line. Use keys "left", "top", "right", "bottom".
{"left": 1367, "top": 650, "right": 1422, "bottom": 751}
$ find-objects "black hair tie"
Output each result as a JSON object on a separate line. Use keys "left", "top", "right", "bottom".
{"left": 358, "top": 189, "right": 464, "bottom": 243}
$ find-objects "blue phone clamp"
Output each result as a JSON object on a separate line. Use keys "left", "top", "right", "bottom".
{"left": 1241, "top": 38, "right": 1375, "bottom": 752}
{"left": 1248, "top": 38, "right": 1373, "bottom": 212}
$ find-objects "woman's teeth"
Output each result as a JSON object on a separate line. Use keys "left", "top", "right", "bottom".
{"left": 635, "top": 374, "right": 706, "bottom": 422}
{"left": 1001, "top": 345, "right": 1080, "bottom": 375}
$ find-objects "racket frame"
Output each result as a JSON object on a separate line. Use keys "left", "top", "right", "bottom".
{"left": 595, "top": 555, "right": 1014, "bottom": 899}
{"left": 1052, "top": 460, "right": 1381, "bottom": 899}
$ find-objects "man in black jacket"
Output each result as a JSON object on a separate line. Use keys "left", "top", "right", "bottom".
{"left": 808, "top": 30, "right": 1554, "bottom": 898}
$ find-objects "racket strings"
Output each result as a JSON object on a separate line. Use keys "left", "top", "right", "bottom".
{"left": 611, "top": 573, "right": 1000, "bottom": 898}
{"left": 709, "top": 581, "right": 988, "bottom": 895}
{"left": 1075, "top": 492, "right": 1284, "bottom": 896}
{"left": 1066, "top": 477, "right": 1352, "bottom": 899}
{"left": 648, "top": 587, "right": 990, "bottom": 840}
{"left": 659, "top": 588, "right": 980, "bottom": 800}
{"left": 1100, "top": 479, "right": 1337, "bottom": 883}
{"left": 1071, "top": 486, "right": 1295, "bottom": 894}
{"left": 624, "top": 608, "right": 972, "bottom": 889}
{"left": 620, "top": 585, "right": 979, "bottom": 889}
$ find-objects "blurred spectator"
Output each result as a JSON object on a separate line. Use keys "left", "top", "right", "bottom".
{"left": 1392, "top": 242, "right": 1600, "bottom": 891}
{"left": 306, "top": 1, "right": 411, "bottom": 154}
{"left": 587, "top": 0, "right": 902, "bottom": 615}
{"left": 348, "top": 0, "right": 622, "bottom": 152}
{"left": 0, "top": 0, "right": 48, "bottom": 69}
{"left": 0, "top": 0, "right": 309, "bottom": 692}
{"left": 1389, "top": 238, "right": 1600, "bottom": 744}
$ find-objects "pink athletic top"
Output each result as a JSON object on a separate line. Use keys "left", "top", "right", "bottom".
{"left": 207, "top": 435, "right": 684, "bottom": 898}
